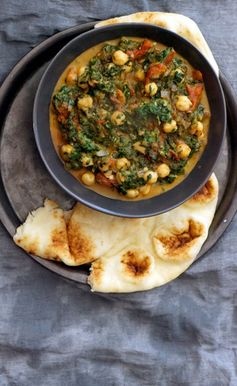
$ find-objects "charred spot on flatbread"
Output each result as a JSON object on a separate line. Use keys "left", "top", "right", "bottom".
{"left": 67, "top": 219, "right": 95, "bottom": 265}
{"left": 121, "top": 251, "right": 152, "bottom": 277}
{"left": 188, "top": 175, "right": 217, "bottom": 205}
{"left": 154, "top": 219, "right": 205, "bottom": 261}
{"left": 44, "top": 228, "right": 69, "bottom": 261}
{"left": 16, "top": 236, "right": 41, "bottom": 257}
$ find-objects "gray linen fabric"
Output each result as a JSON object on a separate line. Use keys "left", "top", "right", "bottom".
{"left": 0, "top": 1, "right": 237, "bottom": 385}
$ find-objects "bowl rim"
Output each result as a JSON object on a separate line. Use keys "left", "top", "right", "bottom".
{"left": 33, "top": 22, "right": 226, "bottom": 218}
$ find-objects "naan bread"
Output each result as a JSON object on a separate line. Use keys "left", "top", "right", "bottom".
{"left": 13, "top": 200, "right": 96, "bottom": 266}
{"left": 95, "top": 12, "right": 219, "bottom": 75}
{"left": 13, "top": 199, "right": 71, "bottom": 263}
{"left": 88, "top": 174, "right": 218, "bottom": 292}
{"left": 13, "top": 175, "right": 218, "bottom": 292}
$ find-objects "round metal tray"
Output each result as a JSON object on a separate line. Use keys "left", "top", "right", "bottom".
{"left": 0, "top": 22, "right": 237, "bottom": 285}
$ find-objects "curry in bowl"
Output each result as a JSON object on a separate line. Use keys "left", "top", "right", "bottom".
{"left": 50, "top": 37, "right": 210, "bottom": 200}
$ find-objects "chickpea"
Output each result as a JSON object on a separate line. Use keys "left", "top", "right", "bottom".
{"left": 88, "top": 79, "right": 98, "bottom": 87}
{"left": 81, "top": 154, "right": 93, "bottom": 167}
{"left": 143, "top": 171, "right": 158, "bottom": 184}
{"left": 111, "top": 111, "right": 126, "bottom": 126}
{"left": 112, "top": 50, "right": 129, "bottom": 66}
{"left": 107, "top": 63, "right": 116, "bottom": 70}
{"left": 61, "top": 144, "right": 74, "bottom": 159}
{"left": 122, "top": 61, "right": 133, "bottom": 73}
{"left": 126, "top": 189, "right": 139, "bottom": 199}
{"left": 135, "top": 68, "right": 145, "bottom": 81}
{"left": 173, "top": 69, "right": 184, "bottom": 83}
{"left": 145, "top": 82, "right": 158, "bottom": 96}
{"left": 176, "top": 95, "right": 192, "bottom": 112}
{"left": 116, "top": 158, "right": 130, "bottom": 170}
{"left": 78, "top": 66, "right": 86, "bottom": 77}
{"left": 77, "top": 95, "right": 93, "bottom": 111}
{"left": 190, "top": 121, "right": 204, "bottom": 137}
{"left": 81, "top": 171, "right": 95, "bottom": 186}
{"left": 140, "top": 184, "right": 151, "bottom": 196}
{"left": 66, "top": 67, "right": 77, "bottom": 85}
{"left": 98, "top": 108, "right": 107, "bottom": 119}
{"left": 116, "top": 172, "right": 125, "bottom": 184}
{"left": 117, "top": 89, "right": 126, "bottom": 105}
{"left": 156, "top": 163, "right": 170, "bottom": 178}
{"left": 177, "top": 143, "right": 191, "bottom": 159}
{"left": 163, "top": 120, "right": 177, "bottom": 133}
{"left": 78, "top": 67, "right": 88, "bottom": 89}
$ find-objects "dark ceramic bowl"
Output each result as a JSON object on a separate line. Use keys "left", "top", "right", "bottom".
{"left": 33, "top": 23, "right": 226, "bottom": 218}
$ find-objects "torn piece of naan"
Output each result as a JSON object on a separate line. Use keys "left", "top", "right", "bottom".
{"left": 88, "top": 174, "right": 218, "bottom": 292}
{"left": 13, "top": 199, "right": 71, "bottom": 263}
{"left": 13, "top": 199, "right": 90, "bottom": 266}
{"left": 95, "top": 11, "right": 218, "bottom": 75}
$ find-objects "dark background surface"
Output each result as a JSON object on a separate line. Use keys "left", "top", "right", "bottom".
{"left": 0, "top": 1, "right": 237, "bottom": 385}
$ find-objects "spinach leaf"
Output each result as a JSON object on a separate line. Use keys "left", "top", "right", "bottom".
{"left": 118, "top": 171, "right": 145, "bottom": 193}
{"left": 148, "top": 47, "right": 173, "bottom": 63}
{"left": 103, "top": 64, "right": 121, "bottom": 78}
{"left": 119, "top": 37, "right": 140, "bottom": 50}
{"left": 97, "top": 81, "right": 115, "bottom": 93}
{"left": 77, "top": 132, "right": 98, "bottom": 152}
{"left": 89, "top": 57, "right": 103, "bottom": 82}
{"left": 184, "top": 135, "right": 200, "bottom": 155}
{"left": 101, "top": 44, "right": 117, "bottom": 61}
{"left": 53, "top": 85, "right": 79, "bottom": 110}
{"left": 136, "top": 99, "right": 172, "bottom": 123}
{"left": 78, "top": 67, "right": 90, "bottom": 84}
{"left": 169, "top": 159, "right": 187, "bottom": 174}
{"left": 123, "top": 84, "right": 131, "bottom": 99}
{"left": 173, "top": 70, "right": 185, "bottom": 85}
{"left": 191, "top": 104, "right": 205, "bottom": 122}
{"left": 158, "top": 173, "right": 176, "bottom": 184}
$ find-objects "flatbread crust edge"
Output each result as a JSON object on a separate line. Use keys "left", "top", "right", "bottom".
{"left": 95, "top": 11, "right": 218, "bottom": 75}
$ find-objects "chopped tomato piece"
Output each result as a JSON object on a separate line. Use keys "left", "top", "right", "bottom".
{"left": 169, "top": 150, "right": 179, "bottom": 160}
{"left": 57, "top": 106, "right": 70, "bottom": 124}
{"left": 146, "top": 63, "right": 167, "bottom": 82}
{"left": 95, "top": 173, "right": 117, "bottom": 187}
{"left": 96, "top": 119, "right": 106, "bottom": 125}
{"left": 192, "top": 70, "right": 203, "bottom": 81}
{"left": 110, "top": 89, "right": 126, "bottom": 105}
{"left": 186, "top": 83, "right": 203, "bottom": 110}
{"left": 57, "top": 106, "right": 69, "bottom": 117}
{"left": 110, "top": 95, "right": 119, "bottom": 104}
{"left": 164, "top": 50, "right": 176, "bottom": 65}
{"left": 129, "top": 86, "right": 135, "bottom": 96}
{"left": 129, "top": 102, "right": 139, "bottom": 109}
{"left": 116, "top": 89, "right": 126, "bottom": 104}
{"left": 130, "top": 39, "right": 153, "bottom": 60}
{"left": 108, "top": 158, "right": 116, "bottom": 168}
{"left": 126, "top": 49, "right": 134, "bottom": 58}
